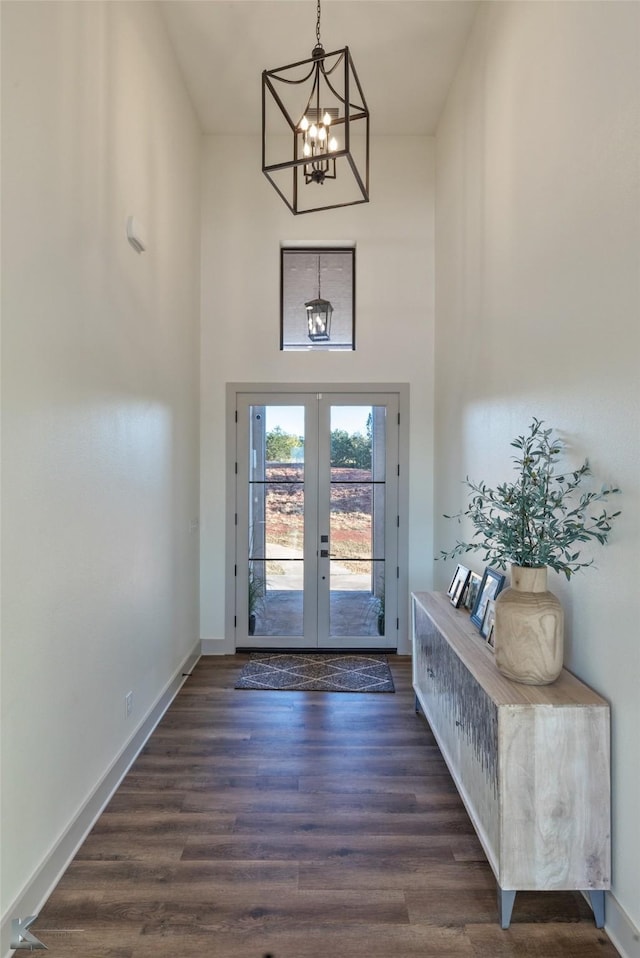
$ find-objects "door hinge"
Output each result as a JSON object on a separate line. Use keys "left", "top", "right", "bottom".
{"left": 234, "top": 615, "right": 237, "bottom": 627}
{"left": 397, "top": 515, "right": 400, "bottom": 528}
{"left": 396, "top": 617, "right": 400, "bottom": 630}
{"left": 397, "top": 412, "right": 400, "bottom": 425}
{"left": 235, "top": 462, "right": 238, "bottom": 474}
{"left": 234, "top": 564, "right": 237, "bottom": 576}
{"left": 397, "top": 566, "right": 400, "bottom": 579}
{"left": 397, "top": 464, "right": 400, "bottom": 477}
{"left": 235, "top": 513, "right": 238, "bottom": 525}
{"left": 235, "top": 410, "right": 238, "bottom": 423}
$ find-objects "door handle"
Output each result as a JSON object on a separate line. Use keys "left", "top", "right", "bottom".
{"left": 320, "top": 549, "right": 329, "bottom": 558}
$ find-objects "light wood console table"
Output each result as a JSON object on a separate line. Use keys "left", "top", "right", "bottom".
{"left": 411, "top": 591, "right": 611, "bottom": 928}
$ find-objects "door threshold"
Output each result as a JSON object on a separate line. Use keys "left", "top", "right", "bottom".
{"left": 236, "top": 647, "right": 398, "bottom": 655}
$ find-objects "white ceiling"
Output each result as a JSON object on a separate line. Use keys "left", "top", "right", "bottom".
{"left": 161, "top": 1, "right": 479, "bottom": 136}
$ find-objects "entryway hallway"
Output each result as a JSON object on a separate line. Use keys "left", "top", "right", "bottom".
{"left": 30, "top": 657, "right": 620, "bottom": 958}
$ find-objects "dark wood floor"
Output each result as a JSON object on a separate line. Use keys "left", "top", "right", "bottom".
{"left": 34, "top": 656, "right": 620, "bottom": 958}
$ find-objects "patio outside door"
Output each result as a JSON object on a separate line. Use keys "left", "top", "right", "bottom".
{"left": 235, "top": 392, "right": 399, "bottom": 649}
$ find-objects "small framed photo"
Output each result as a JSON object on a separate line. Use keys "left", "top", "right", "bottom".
{"left": 463, "top": 571, "right": 482, "bottom": 612}
{"left": 447, "top": 564, "right": 471, "bottom": 608}
{"left": 481, "top": 598, "right": 496, "bottom": 648}
{"left": 471, "top": 567, "right": 506, "bottom": 630}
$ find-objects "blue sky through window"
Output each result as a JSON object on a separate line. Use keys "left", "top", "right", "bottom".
{"left": 266, "top": 405, "right": 372, "bottom": 438}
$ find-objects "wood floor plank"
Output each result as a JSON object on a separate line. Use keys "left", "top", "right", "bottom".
{"left": 29, "top": 655, "right": 621, "bottom": 958}
{"left": 466, "top": 923, "right": 621, "bottom": 957}
{"left": 118, "top": 772, "right": 300, "bottom": 792}
{"left": 50, "top": 888, "right": 410, "bottom": 930}
{"left": 43, "top": 859, "right": 300, "bottom": 891}
{"left": 25, "top": 928, "right": 136, "bottom": 958}
{"left": 179, "top": 784, "right": 423, "bottom": 814}
{"left": 92, "top": 811, "right": 236, "bottom": 836}
{"left": 128, "top": 923, "right": 475, "bottom": 958}
{"left": 104, "top": 791, "right": 187, "bottom": 813}
{"left": 295, "top": 770, "right": 457, "bottom": 793}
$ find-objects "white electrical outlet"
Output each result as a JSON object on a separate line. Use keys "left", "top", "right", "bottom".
{"left": 125, "top": 691, "right": 133, "bottom": 718}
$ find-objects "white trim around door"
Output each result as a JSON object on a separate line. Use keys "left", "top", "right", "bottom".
{"left": 225, "top": 383, "right": 410, "bottom": 652}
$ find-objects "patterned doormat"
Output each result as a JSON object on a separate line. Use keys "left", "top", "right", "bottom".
{"left": 235, "top": 653, "right": 395, "bottom": 693}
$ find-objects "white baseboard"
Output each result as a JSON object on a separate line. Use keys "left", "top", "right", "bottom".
{"left": 606, "top": 892, "right": 640, "bottom": 958}
{"left": 200, "top": 637, "right": 232, "bottom": 655}
{"left": 1, "top": 643, "right": 200, "bottom": 958}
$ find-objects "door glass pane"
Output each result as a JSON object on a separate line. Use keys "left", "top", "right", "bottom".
{"left": 329, "top": 563, "right": 385, "bottom": 638}
{"left": 329, "top": 484, "right": 385, "bottom": 561}
{"left": 248, "top": 406, "right": 304, "bottom": 637}
{"left": 262, "top": 483, "right": 304, "bottom": 555}
{"left": 328, "top": 406, "right": 386, "bottom": 638}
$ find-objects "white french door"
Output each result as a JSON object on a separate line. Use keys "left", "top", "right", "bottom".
{"left": 234, "top": 391, "right": 399, "bottom": 650}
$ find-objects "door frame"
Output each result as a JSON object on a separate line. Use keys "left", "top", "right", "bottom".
{"left": 226, "top": 383, "right": 410, "bottom": 651}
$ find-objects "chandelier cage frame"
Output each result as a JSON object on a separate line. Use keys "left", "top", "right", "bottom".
{"left": 262, "top": 43, "right": 370, "bottom": 215}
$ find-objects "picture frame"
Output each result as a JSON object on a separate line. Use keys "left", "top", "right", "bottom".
{"left": 447, "top": 564, "right": 471, "bottom": 608}
{"left": 470, "top": 567, "right": 506, "bottom": 630}
{"left": 463, "top": 571, "right": 482, "bottom": 612}
{"left": 481, "top": 598, "right": 496, "bottom": 647}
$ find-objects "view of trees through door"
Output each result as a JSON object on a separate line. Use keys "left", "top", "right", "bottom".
{"left": 235, "top": 392, "right": 399, "bottom": 650}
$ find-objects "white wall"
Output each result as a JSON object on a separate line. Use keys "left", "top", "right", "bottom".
{"left": 200, "top": 135, "right": 435, "bottom": 653}
{"left": 0, "top": 0, "right": 201, "bottom": 938}
{"left": 434, "top": 2, "right": 640, "bottom": 952}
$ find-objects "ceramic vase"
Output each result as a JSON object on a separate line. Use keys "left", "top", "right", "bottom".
{"left": 494, "top": 565, "right": 564, "bottom": 685}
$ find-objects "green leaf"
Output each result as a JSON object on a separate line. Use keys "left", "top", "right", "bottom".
{"left": 439, "top": 419, "right": 621, "bottom": 578}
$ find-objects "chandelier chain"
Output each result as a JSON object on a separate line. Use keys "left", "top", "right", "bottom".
{"left": 316, "top": 0, "right": 322, "bottom": 48}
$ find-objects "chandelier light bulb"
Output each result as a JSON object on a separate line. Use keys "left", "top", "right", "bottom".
{"left": 303, "top": 142, "right": 312, "bottom": 157}
{"left": 318, "top": 126, "right": 327, "bottom": 142}
{"left": 309, "top": 123, "right": 318, "bottom": 139}
{"left": 322, "top": 112, "right": 332, "bottom": 126}
{"left": 299, "top": 116, "right": 309, "bottom": 132}
{"left": 328, "top": 137, "right": 338, "bottom": 152}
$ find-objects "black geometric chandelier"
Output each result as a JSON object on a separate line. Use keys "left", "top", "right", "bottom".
{"left": 262, "top": 0, "right": 370, "bottom": 215}
{"left": 306, "top": 255, "right": 333, "bottom": 341}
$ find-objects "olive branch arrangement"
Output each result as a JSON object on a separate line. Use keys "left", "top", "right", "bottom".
{"left": 439, "top": 419, "right": 621, "bottom": 579}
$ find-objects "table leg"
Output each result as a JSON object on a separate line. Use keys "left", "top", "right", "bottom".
{"left": 498, "top": 888, "right": 517, "bottom": 929}
{"left": 586, "top": 890, "right": 605, "bottom": 928}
